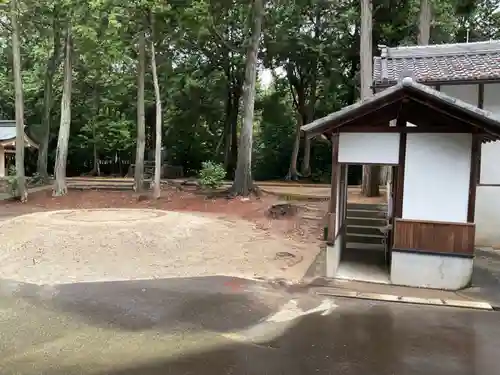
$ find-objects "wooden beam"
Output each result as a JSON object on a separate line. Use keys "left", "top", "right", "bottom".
{"left": 468, "top": 135, "right": 481, "bottom": 223}
{"left": 305, "top": 96, "right": 404, "bottom": 137}
{"left": 340, "top": 125, "right": 472, "bottom": 133}
{"left": 0, "top": 146, "right": 4, "bottom": 177}
{"left": 476, "top": 84, "right": 484, "bottom": 184}
{"left": 327, "top": 134, "right": 339, "bottom": 244}
{"left": 409, "top": 96, "right": 487, "bottom": 131}
{"left": 394, "top": 117, "right": 407, "bottom": 218}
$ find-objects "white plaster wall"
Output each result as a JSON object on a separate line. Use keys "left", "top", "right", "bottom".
{"left": 475, "top": 83, "right": 500, "bottom": 246}
{"left": 338, "top": 133, "right": 400, "bottom": 165}
{"left": 391, "top": 252, "right": 473, "bottom": 290}
{"left": 326, "top": 236, "right": 342, "bottom": 278}
{"left": 479, "top": 83, "right": 500, "bottom": 185}
{"left": 440, "top": 84, "right": 479, "bottom": 106}
{"left": 403, "top": 133, "right": 471, "bottom": 223}
{"left": 475, "top": 186, "right": 500, "bottom": 246}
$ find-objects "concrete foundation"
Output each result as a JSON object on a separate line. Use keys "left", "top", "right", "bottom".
{"left": 326, "top": 238, "right": 342, "bottom": 278}
{"left": 390, "top": 251, "right": 473, "bottom": 290}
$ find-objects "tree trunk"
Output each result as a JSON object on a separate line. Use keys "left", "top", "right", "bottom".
{"left": 37, "top": 23, "right": 61, "bottom": 182}
{"left": 92, "top": 124, "right": 100, "bottom": 176}
{"left": 150, "top": 31, "right": 162, "bottom": 199}
{"left": 11, "top": 0, "right": 27, "bottom": 202}
{"left": 360, "top": 0, "right": 379, "bottom": 197}
{"left": 362, "top": 165, "right": 380, "bottom": 196}
{"left": 89, "top": 78, "right": 101, "bottom": 177}
{"left": 221, "top": 88, "right": 232, "bottom": 170}
{"left": 53, "top": 27, "right": 72, "bottom": 197}
{"left": 418, "top": 0, "right": 432, "bottom": 45}
{"left": 231, "top": 0, "right": 263, "bottom": 196}
{"left": 287, "top": 113, "right": 302, "bottom": 180}
{"left": 228, "top": 91, "right": 240, "bottom": 179}
{"left": 301, "top": 136, "right": 311, "bottom": 177}
{"left": 134, "top": 30, "right": 146, "bottom": 193}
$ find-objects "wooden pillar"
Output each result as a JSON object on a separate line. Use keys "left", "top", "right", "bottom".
{"left": 467, "top": 134, "right": 481, "bottom": 223}
{"left": 394, "top": 117, "right": 407, "bottom": 218}
{"left": 327, "top": 134, "right": 339, "bottom": 243}
{"left": 0, "top": 146, "right": 5, "bottom": 177}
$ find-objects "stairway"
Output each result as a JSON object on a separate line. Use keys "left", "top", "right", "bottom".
{"left": 66, "top": 177, "right": 135, "bottom": 191}
{"left": 346, "top": 203, "right": 388, "bottom": 248}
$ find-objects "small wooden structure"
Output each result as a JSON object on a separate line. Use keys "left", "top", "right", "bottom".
{"left": 301, "top": 77, "right": 500, "bottom": 290}
{"left": 0, "top": 120, "right": 38, "bottom": 177}
{"left": 374, "top": 41, "right": 500, "bottom": 247}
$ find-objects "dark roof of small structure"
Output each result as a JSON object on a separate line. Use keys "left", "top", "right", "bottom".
{"left": 301, "top": 77, "right": 500, "bottom": 141}
{"left": 0, "top": 120, "right": 38, "bottom": 148}
{"left": 373, "top": 41, "right": 500, "bottom": 87}
{"left": 0, "top": 120, "right": 16, "bottom": 141}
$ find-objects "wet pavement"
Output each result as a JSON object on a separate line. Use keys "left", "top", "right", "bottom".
{"left": 1, "top": 276, "right": 500, "bottom": 374}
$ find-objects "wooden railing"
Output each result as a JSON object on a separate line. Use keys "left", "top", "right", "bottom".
{"left": 393, "top": 218, "right": 475, "bottom": 255}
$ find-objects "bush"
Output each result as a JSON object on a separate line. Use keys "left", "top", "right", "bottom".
{"left": 6, "top": 165, "right": 19, "bottom": 197}
{"left": 198, "top": 161, "right": 226, "bottom": 190}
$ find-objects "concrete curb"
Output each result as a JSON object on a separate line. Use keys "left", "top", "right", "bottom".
{"left": 312, "top": 288, "right": 493, "bottom": 311}
{"left": 260, "top": 188, "right": 329, "bottom": 201}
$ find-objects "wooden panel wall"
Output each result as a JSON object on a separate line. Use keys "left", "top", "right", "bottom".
{"left": 393, "top": 219, "right": 475, "bottom": 255}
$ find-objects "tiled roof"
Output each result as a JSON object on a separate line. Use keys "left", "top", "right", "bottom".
{"left": 0, "top": 120, "right": 16, "bottom": 141}
{"left": 0, "top": 120, "right": 38, "bottom": 148}
{"left": 373, "top": 41, "right": 500, "bottom": 87}
{"left": 301, "top": 77, "right": 500, "bottom": 141}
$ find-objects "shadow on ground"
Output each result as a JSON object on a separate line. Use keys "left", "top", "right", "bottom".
{"left": 5, "top": 276, "right": 292, "bottom": 334}
{"left": 2, "top": 276, "right": 500, "bottom": 374}
{"left": 95, "top": 304, "right": 491, "bottom": 375}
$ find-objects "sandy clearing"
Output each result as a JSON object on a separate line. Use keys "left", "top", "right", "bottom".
{"left": 0, "top": 209, "right": 318, "bottom": 285}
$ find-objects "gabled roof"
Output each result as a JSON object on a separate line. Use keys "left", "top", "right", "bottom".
{"left": 0, "top": 120, "right": 38, "bottom": 148}
{"left": 301, "top": 77, "right": 500, "bottom": 141}
{"left": 373, "top": 41, "right": 500, "bottom": 87}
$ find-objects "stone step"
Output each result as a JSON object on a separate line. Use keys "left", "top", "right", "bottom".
{"left": 346, "top": 233, "right": 385, "bottom": 245}
{"left": 346, "top": 208, "right": 386, "bottom": 218}
{"left": 301, "top": 214, "right": 323, "bottom": 221}
{"left": 346, "top": 224, "right": 385, "bottom": 236}
{"left": 67, "top": 178, "right": 133, "bottom": 184}
{"left": 346, "top": 216, "right": 387, "bottom": 227}
{"left": 68, "top": 184, "right": 133, "bottom": 191}
{"left": 346, "top": 242, "right": 386, "bottom": 251}
{"left": 346, "top": 203, "right": 387, "bottom": 211}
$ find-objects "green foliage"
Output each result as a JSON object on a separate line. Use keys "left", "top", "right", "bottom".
{"left": 254, "top": 90, "right": 295, "bottom": 180}
{"left": 198, "top": 161, "right": 226, "bottom": 189}
{"left": 1, "top": 0, "right": 500, "bottom": 182}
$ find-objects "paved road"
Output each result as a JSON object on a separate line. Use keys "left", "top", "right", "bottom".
{"left": 1, "top": 276, "right": 500, "bottom": 375}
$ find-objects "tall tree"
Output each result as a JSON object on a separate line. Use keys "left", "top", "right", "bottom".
{"left": 36, "top": 6, "right": 62, "bottom": 182}
{"left": 53, "top": 26, "right": 73, "bottom": 197}
{"left": 10, "top": 0, "right": 27, "bottom": 202}
{"left": 419, "top": 0, "right": 432, "bottom": 45}
{"left": 231, "top": 0, "right": 263, "bottom": 196}
{"left": 150, "top": 15, "right": 162, "bottom": 199}
{"left": 134, "top": 29, "right": 146, "bottom": 193}
{"left": 360, "top": 0, "right": 379, "bottom": 197}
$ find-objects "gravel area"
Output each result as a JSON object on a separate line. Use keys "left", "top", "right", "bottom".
{"left": 0, "top": 209, "right": 316, "bottom": 285}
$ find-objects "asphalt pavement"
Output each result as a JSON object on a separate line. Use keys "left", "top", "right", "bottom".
{"left": 1, "top": 275, "right": 500, "bottom": 375}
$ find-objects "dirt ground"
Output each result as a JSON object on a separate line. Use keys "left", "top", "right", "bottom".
{"left": 0, "top": 189, "right": 325, "bottom": 243}
{"left": 0, "top": 189, "right": 329, "bottom": 284}
{"left": 0, "top": 187, "right": 387, "bottom": 285}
